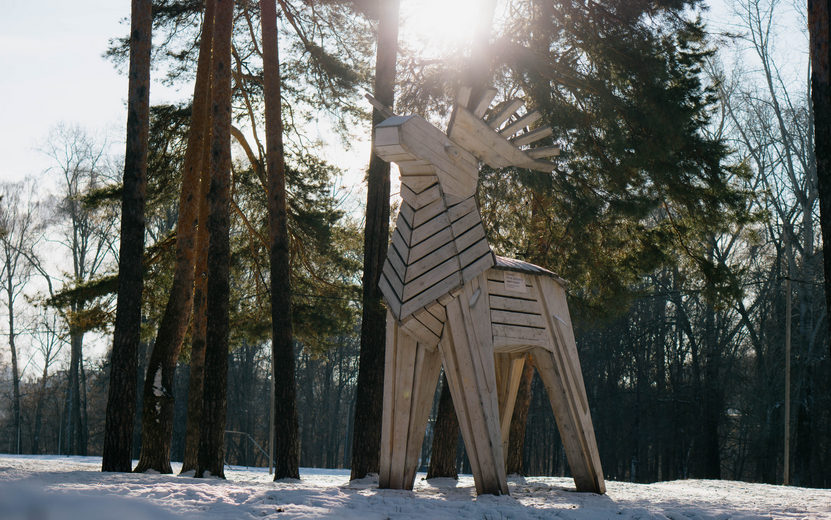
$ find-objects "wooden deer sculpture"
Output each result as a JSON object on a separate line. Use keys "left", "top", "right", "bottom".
{"left": 371, "top": 88, "right": 605, "bottom": 496}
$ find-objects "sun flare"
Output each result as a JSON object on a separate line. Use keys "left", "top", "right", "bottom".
{"left": 400, "top": 0, "right": 482, "bottom": 55}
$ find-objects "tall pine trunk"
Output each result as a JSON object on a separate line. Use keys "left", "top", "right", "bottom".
{"left": 181, "top": 144, "right": 212, "bottom": 473}
{"left": 351, "top": 0, "right": 399, "bottom": 480}
{"left": 809, "top": 0, "right": 831, "bottom": 361}
{"left": 261, "top": 0, "right": 300, "bottom": 480}
{"left": 67, "top": 329, "right": 85, "bottom": 454}
{"left": 101, "top": 0, "right": 152, "bottom": 473}
{"left": 196, "top": 0, "right": 234, "bottom": 479}
{"left": 134, "top": 0, "right": 215, "bottom": 474}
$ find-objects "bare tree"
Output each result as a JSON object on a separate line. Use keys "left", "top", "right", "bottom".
{"left": 44, "top": 124, "right": 118, "bottom": 455}
{"left": 0, "top": 178, "right": 43, "bottom": 454}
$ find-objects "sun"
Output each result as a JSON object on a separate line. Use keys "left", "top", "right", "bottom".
{"left": 399, "top": 0, "right": 483, "bottom": 56}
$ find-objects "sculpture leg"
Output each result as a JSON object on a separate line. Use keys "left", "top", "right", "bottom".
{"left": 494, "top": 353, "right": 526, "bottom": 465}
{"left": 440, "top": 295, "right": 508, "bottom": 495}
{"left": 379, "top": 312, "right": 442, "bottom": 490}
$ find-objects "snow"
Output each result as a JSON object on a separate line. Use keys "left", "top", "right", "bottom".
{"left": 0, "top": 455, "right": 829, "bottom": 519}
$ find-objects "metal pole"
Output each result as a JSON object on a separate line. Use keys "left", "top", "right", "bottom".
{"left": 784, "top": 273, "right": 791, "bottom": 486}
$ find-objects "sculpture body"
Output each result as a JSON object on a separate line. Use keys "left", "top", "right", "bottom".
{"left": 374, "top": 93, "right": 605, "bottom": 495}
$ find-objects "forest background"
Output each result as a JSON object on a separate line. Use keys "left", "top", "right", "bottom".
{"left": 1, "top": 0, "right": 829, "bottom": 489}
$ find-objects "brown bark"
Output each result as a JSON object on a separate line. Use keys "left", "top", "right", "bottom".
{"left": 350, "top": 0, "right": 399, "bottom": 481}
{"left": 7, "top": 285, "right": 20, "bottom": 454}
{"left": 427, "top": 373, "right": 459, "bottom": 479}
{"left": 134, "top": 0, "right": 215, "bottom": 474}
{"left": 181, "top": 102, "right": 213, "bottom": 474}
{"left": 261, "top": 0, "right": 300, "bottom": 480}
{"left": 101, "top": 0, "right": 152, "bottom": 473}
{"left": 506, "top": 355, "right": 534, "bottom": 475}
{"left": 67, "top": 329, "right": 86, "bottom": 455}
{"left": 196, "top": 0, "right": 234, "bottom": 479}
{"left": 809, "top": 0, "right": 831, "bottom": 361}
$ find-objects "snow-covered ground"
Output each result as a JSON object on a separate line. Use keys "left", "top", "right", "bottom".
{"left": 0, "top": 454, "right": 828, "bottom": 519}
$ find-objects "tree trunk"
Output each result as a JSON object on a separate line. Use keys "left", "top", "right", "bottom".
{"left": 351, "top": 0, "right": 399, "bottom": 481}
{"left": 260, "top": 0, "right": 300, "bottom": 481}
{"left": 67, "top": 329, "right": 84, "bottom": 455}
{"left": 134, "top": 0, "right": 214, "bottom": 475}
{"left": 7, "top": 286, "right": 21, "bottom": 454}
{"left": 196, "top": 0, "right": 234, "bottom": 479}
{"left": 101, "top": 0, "right": 151, "bottom": 473}
{"left": 427, "top": 373, "right": 459, "bottom": 479}
{"left": 181, "top": 154, "right": 212, "bottom": 473}
{"left": 506, "top": 355, "right": 534, "bottom": 475}
{"left": 809, "top": 0, "right": 831, "bottom": 361}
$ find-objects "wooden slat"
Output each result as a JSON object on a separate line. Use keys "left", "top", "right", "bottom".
{"left": 375, "top": 125, "right": 402, "bottom": 147}
{"left": 491, "top": 309, "right": 546, "bottom": 329}
{"left": 451, "top": 207, "right": 482, "bottom": 236}
{"left": 511, "top": 126, "right": 553, "bottom": 147}
{"left": 426, "top": 301, "right": 446, "bottom": 322}
{"left": 383, "top": 261, "right": 404, "bottom": 294}
{"left": 412, "top": 197, "right": 447, "bottom": 228}
{"left": 379, "top": 312, "right": 398, "bottom": 486}
{"left": 401, "top": 182, "right": 442, "bottom": 208}
{"left": 379, "top": 273, "right": 401, "bottom": 310}
{"left": 492, "top": 323, "right": 548, "bottom": 343}
{"left": 390, "top": 328, "right": 417, "bottom": 488}
{"left": 394, "top": 212, "right": 412, "bottom": 245}
{"left": 486, "top": 278, "right": 538, "bottom": 299}
{"left": 499, "top": 111, "right": 542, "bottom": 138}
{"left": 411, "top": 213, "right": 451, "bottom": 245}
{"left": 401, "top": 175, "right": 438, "bottom": 194}
{"left": 448, "top": 196, "right": 476, "bottom": 222}
{"left": 413, "top": 307, "right": 444, "bottom": 337}
{"left": 472, "top": 87, "right": 498, "bottom": 118}
{"left": 489, "top": 294, "right": 541, "bottom": 314}
{"left": 486, "top": 99, "right": 523, "bottom": 129}
{"left": 408, "top": 226, "right": 455, "bottom": 262}
{"left": 527, "top": 145, "right": 561, "bottom": 159}
{"left": 402, "top": 343, "right": 442, "bottom": 487}
{"left": 456, "top": 86, "right": 472, "bottom": 108}
{"left": 403, "top": 254, "right": 459, "bottom": 299}
{"left": 400, "top": 270, "right": 461, "bottom": 319}
{"left": 459, "top": 237, "right": 491, "bottom": 268}
{"left": 462, "top": 251, "right": 495, "bottom": 282}
{"left": 401, "top": 317, "right": 440, "bottom": 347}
{"left": 386, "top": 253, "right": 406, "bottom": 285}
{"left": 399, "top": 163, "right": 437, "bottom": 176}
{"left": 398, "top": 201, "right": 415, "bottom": 230}
{"left": 454, "top": 222, "right": 487, "bottom": 252}
{"left": 493, "top": 337, "right": 546, "bottom": 352}
{"left": 390, "top": 228, "right": 409, "bottom": 263}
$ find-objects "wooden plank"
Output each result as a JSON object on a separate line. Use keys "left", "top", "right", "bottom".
{"left": 401, "top": 176, "right": 438, "bottom": 194}
{"left": 383, "top": 261, "right": 404, "bottom": 294}
{"left": 459, "top": 237, "right": 491, "bottom": 268}
{"left": 394, "top": 213, "right": 412, "bottom": 245}
{"left": 495, "top": 354, "right": 526, "bottom": 463}
{"left": 390, "top": 328, "right": 418, "bottom": 489}
{"left": 461, "top": 251, "right": 495, "bottom": 283}
{"left": 492, "top": 323, "right": 548, "bottom": 342}
{"left": 499, "top": 111, "right": 542, "bottom": 138}
{"left": 491, "top": 309, "right": 546, "bottom": 329}
{"left": 486, "top": 99, "right": 523, "bottom": 129}
{"left": 375, "top": 125, "right": 401, "bottom": 147}
{"left": 532, "top": 275, "right": 604, "bottom": 494}
{"left": 411, "top": 213, "right": 451, "bottom": 246}
{"left": 404, "top": 254, "right": 459, "bottom": 302}
{"left": 390, "top": 230, "right": 409, "bottom": 264}
{"left": 400, "top": 163, "right": 437, "bottom": 176}
{"left": 511, "top": 126, "right": 553, "bottom": 147}
{"left": 403, "top": 241, "right": 459, "bottom": 286}
{"left": 456, "top": 86, "right": 472, "bottom": 108}
{"left": 400, "top": 271, "right": 461, "bottom": 319}
{"left": 401, "top": 182, "right": 441, "bottom": 208}
{"left": 397, "top": 201, "right": 415, "bottom": 231}
{"left": 408, "top": 226, "right": 455, "bottom": 263}
{"left": 401, "top": 317, "right": 440, "bottom": 347}
{"left": 527, "top": 145, "right": 560, "bottom": 159}
{"left": 451, "top": 207, "right": 482, "bottom": 237}
{"left": 473, "top": 88, "right": 498, "bottom": 118}
{"left": 454, "top": 223, "right": 487, "bottom": 252}
{"left": 489, "top": 294, "right": 542, "bottom": 314}
{"left": 398, "top": 115, "right": 478, "bottom": 198}
{"left": 412, "top": 197, "right": 447, "bottom": 228}
{"left": 448, "top": 196, "right": 476, "bottom": 222}
{"left": 413, "top": 306, "right": 444, "bottom": 336}
{"left": 493, "top": 336, "right": 546, "bottom": 352}
{"left": 402, "top": 343, "right": 442, "bottom": 487}
{"left": 486, "top": 278, "right": 539, "bottom": 300}
{"left": 386, "top": 253, "right": 406, "bottom": 285}
{"left": 379, "top": 273, "right": 402, "bottom": 320}
{"left": 379, "top": 313, "right": 398, "bottom": 487}
{"left": 426, "top": 301, "right": 446, "bottom": 322}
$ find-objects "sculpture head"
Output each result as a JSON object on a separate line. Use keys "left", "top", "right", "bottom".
{"left": 369, "top": 89, "right": 559, "bottom": 200}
